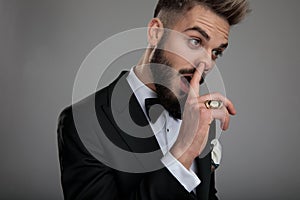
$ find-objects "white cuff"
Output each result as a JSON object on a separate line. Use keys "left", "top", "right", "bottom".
{"left": 161, "top": 152, "right": 201, "bottom": 192}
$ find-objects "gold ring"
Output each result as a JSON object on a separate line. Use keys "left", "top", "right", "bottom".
{"left": 204, "top": 100, "right": 223, "bottom": 109}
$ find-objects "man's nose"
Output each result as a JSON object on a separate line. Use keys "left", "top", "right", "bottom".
{"left": 196, "top": 50, "right": 214, "bottom": 72}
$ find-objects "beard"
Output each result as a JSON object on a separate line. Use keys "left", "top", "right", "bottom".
{"left": 149, "top": 48, "right": 188, "bottom": 119}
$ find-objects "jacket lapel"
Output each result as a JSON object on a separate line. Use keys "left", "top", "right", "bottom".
{"left": 98, "top": 71, "right": 162, "bottom": 160}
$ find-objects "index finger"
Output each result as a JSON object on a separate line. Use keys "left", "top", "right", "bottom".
{"left": 188, "top": 63, "right": 205, "bottom": 98}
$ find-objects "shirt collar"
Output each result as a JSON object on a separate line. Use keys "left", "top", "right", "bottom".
{"left": 126, "top": 67, "right": 166, "bottom": 133}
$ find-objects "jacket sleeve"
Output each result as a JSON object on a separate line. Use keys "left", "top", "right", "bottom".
{"left": 57, "top": 107, "right": 197, "bottom": 200}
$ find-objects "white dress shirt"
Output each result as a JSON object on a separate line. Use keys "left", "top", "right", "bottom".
{"left": 126, "top": 67, "right": 221, "bottom": 192}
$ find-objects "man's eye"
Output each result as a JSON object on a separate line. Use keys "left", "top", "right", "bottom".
{"left": 212, "top": 49, "right": 223, "bottom": 60}
{"left": 188, "top": 38, "right": 201, "bottom": 49}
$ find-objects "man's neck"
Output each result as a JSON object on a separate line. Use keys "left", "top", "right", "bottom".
{"left": 134, "top": 50, "right": 157, "bottom": 92}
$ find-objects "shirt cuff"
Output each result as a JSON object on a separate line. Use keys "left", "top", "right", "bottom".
{"left": 161, "top": 152, "right": 201, "bottom": 192}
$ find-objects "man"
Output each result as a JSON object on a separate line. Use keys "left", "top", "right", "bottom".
{"left": 57, "top": 0, "right": 249, "bottom": 199}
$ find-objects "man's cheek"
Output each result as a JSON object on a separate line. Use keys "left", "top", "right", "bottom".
{"left": 164, "top": 43, "right": 195, "bottom": 65}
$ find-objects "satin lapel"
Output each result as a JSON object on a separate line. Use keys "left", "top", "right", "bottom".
{"left": 98, "top": 71, "right": 161, "bottom": 154}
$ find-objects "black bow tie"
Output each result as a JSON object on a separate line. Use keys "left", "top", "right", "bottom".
{"left": 145, "top": 98, "right": 181, "bottom": 122}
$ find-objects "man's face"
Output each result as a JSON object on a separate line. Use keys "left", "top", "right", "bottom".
{"left": 150, "top": 5, "right": 230, "bottom": 117}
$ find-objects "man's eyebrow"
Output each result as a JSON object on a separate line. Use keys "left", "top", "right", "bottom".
{"left": 184, "top": 26, "right": 229, "bottom": 50}
{"left": 184, "top": 26, "right": 210, "bottom": 41}
{"left": 219, "top": 43, "right": 228, "bottom": 49}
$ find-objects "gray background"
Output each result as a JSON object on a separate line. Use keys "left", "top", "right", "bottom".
{"left": 1, "top": 0, "right": 300, "bottom": 199}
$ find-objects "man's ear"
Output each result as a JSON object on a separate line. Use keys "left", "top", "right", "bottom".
{"left": 147, "top": 18, "right": 164, "bottom": 47}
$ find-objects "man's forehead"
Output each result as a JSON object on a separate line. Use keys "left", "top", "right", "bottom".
{"left": 172, "top": 5, "right": 230, "bottom": 41}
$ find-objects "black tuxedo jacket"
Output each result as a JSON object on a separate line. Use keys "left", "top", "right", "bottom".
{"left": 57, "top": 71, "right": 219, "bottom": 200}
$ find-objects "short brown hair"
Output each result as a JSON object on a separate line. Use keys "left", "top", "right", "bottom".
{"left": 154, "top": 0, "right": 250, "bottom": 27}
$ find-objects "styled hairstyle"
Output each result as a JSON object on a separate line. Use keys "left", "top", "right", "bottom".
{"left": 154, "top": 0, "right": 250, "bottom": 27}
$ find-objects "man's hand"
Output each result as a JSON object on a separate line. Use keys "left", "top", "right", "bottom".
{"left": 170, "top": 63, "right": 236, "bottom": 169}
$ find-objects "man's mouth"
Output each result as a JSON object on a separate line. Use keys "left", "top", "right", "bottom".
{"left": 180, "top": 74, "right": 205, "bottom": 94}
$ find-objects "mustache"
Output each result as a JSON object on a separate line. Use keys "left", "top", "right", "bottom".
{"left": 179, "top": 68, "right": 205, "bottom": 85}
{"left": 179, "top": 68, "right": 195, "bottom": 75}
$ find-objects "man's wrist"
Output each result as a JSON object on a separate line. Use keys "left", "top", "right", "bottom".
{"left": 170, "top": 146, "right": 196, "bottom": 170}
